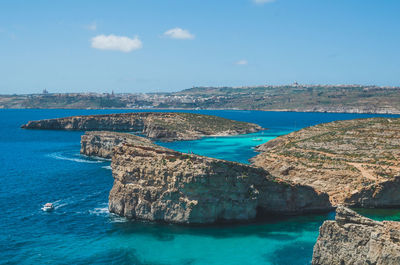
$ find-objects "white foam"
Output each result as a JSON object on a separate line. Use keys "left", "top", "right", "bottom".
{"left": 102, "top": 165, "right": 112, "bottom": 170}
{"left": 89, "top": 207, "right": 110, "bottom": 216}
{"left": 88, "top": 203, "right": 127, "bottom": 222}
{"left": 48, "top": 152, "right": 103, "bottom": 164}
{"left": 110, "top": 215, "right": 128, "bottom": 223}
{"left": 89, "top": 202, "right": 110, "bottom": 216}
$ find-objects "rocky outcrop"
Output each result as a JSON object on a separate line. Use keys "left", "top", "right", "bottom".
{"left": 109, "top": 140, "right": 331, "bottom": 224}
{"left": 80, "top": 131, "right": 153, "bottom": 159}
{"left": 312, "top": 206, "right": 400, "bottom": 265}
{"left": 21, "top": 112, "right": 263, "bottom": 141}
{"left": 252, "top": 118, "right": 400, "bottom": 208}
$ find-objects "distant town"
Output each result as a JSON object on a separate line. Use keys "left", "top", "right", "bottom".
{"left": 1, "top": 83, "right": 400, "bottom": 114}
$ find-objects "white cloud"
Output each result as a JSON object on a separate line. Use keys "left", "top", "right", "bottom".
{"left": 91, "top": 34, "right": 142, "bottom": 52}
{"left": 235, "top": 60, "right": 248, "bottom": 65}
{"left": 163, "top": 28, "right": 195, "bottom": 40}
{"left": 85, "top": 22, "right": 97, "bottom": 31}
{"left": 253, "top": 0, "right": 275, "bottom": 4}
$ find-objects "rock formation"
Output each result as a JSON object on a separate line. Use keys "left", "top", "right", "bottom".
{"left": 22, "top": 112, "right": 263, "bottom": 141}
{"left": 80, "top": 131, "right": 153, "bottom": 159}
{"left": 312, "top": 206, "right": 400, "bottom": 265}
{"left": 252, "top": 118, "right": 400, "bottom": 208}
{"left": 108, "top": 138, "right": 331, "bottom": 224}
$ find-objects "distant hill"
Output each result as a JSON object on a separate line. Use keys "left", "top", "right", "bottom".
{"left": 1, "top": 84, "right": 400, "bottom": 114}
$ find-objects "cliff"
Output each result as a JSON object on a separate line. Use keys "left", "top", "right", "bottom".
{"left": 80, "top": 131, "right": 153, "bottom": 159}
{"left": 312, "top": 206, "right": 400, "bottom": 265}
{"left": 252, "top": 117, "right": 400, "bottom": 208}
{"left": 22, "top": 112, "right": 263, "bottom": 141}
{"left": 108, "top": 138, "right": 331, "bottom": 224}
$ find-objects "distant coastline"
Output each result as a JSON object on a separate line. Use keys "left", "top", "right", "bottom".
{"left": 2, "top": 107, "right": 400, "bottom": 115}
{"left": 2, "top": 84, "right": 400, "bottom": 114}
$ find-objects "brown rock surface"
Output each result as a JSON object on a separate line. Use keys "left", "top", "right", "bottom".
{"left": 312, "top": 206, "right": 400, "bottom": 265}
{"left": 21, "top": 112, "right": 263, "bottom": 141}
{"left": 80, "top": 131, "right": 153, "bottom": 159}
{"left": 108, "top": 140, "right": 331, "bottom": 224}
{"left": 252, "top": 118, "right": 400, "bottom": 207}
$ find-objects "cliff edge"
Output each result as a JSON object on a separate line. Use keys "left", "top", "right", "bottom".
{"left": 312, "top": 206, "right": 400, "bottom": 265}
{"left": 80, "top": 131, "right": 153, "bottom": 159}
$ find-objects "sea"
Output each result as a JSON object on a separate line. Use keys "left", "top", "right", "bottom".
{"left": 1, "top": 109, "right": 400, "bottom": 265}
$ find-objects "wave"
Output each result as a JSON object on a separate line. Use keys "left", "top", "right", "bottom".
{"left": 47, "top": 152, "right": 103, "bottom": 164}
{"left": 102, "top": 166, "right": 112, "bottom": 170}
{"left": 110, "top": 215, "right": 128, "bottom": 223}
{"left": 89, "top": 203, "right": 128, "bottom": 223}
{"left": 89, "top": 206, "right": 109, "bottom": 216}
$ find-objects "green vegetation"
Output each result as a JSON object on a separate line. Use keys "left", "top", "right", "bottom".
{"left": 2, "top": 85, "right": 400, "bottom": 113}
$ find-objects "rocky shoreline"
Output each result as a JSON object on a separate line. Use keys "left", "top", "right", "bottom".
{"left": 21, "top": 112, "right": 263, "bottom": 141}
{"left": 312, "top": 206, "right": 400, "bottom": 265}
{"left": 108, "top": 138, "right": 331, "bottom": 224}
{"left": 22, "top": 113, "right": 400, "bottom": 261}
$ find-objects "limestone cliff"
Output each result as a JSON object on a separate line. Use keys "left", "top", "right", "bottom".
{"left": 80, "top": 131, "right": 153, "bottom": 159}
{"left": 252, "top": 118, "right": 400, "bottom": 208}
{"left": 21, "top": 112, "right": 263, "bottom": 141}
{"left": 312, "top": 206, "right": 400, "bottom": 265}
{"left": 108, "top": 140, "right": 331, "bottom": 224}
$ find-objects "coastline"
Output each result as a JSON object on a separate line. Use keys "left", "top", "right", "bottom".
{"left": 2, "top": 107, "right": 400, "bottom": 115}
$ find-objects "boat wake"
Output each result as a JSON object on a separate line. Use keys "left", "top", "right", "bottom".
{"left": 47, "top": 152, "right": 103, "bottom": 164}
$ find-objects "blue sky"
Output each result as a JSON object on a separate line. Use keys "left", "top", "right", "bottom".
{"left": 1, "top": 0, "right": 400, "bottom": 94}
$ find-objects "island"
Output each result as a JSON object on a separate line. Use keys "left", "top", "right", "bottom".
{"left": 22, "top": 112, "right": 263, "bottom": 141}
{"left": 252, "top": 117, "right": 400, "bottom": 208}
{"left": 312, "top": 206, "right": 400, "bottom": 265}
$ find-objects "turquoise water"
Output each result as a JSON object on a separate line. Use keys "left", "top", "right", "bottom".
{"left": 158, "top": 130, "right": 292, "bottom": 164}
{"left": 1, "top": 109, "right": 400, "bottom": 265}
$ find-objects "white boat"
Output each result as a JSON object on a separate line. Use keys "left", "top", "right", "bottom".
{"left": 252, "top": 138, "right": 263, "bottom": 141}
{"left": 43, "top": 203, "right": 54, "bottom": 212}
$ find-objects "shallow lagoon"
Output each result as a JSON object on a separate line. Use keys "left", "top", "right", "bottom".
{"left": 1, "top": 109, "right": 399, "bottom": 265}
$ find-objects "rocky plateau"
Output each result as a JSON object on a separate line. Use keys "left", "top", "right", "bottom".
{"left": 252, "top": 117, "right": 400, "bottom": 208}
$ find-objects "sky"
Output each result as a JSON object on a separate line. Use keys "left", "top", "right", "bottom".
{"left": 1, "top": 0, "right": 400, "bottom": 94}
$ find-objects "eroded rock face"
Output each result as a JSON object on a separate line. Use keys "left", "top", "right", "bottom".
{"left": 109, "top": 141, "right": 331, "bottom": 224}
{"left": 252, "top": 118, "right": 400, "bottom": 208}
{"left": 21, "top": 112, "right": 263, "bottom": 141}
{"left": 312, "top": 206, "right": 400, "bottom": 265}
{"left": 80, "top": 131, "right": 153, "bottom": 159}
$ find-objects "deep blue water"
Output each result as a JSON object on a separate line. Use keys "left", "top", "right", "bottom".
{"left": 1, "top": 109, "right": 400, "bottom": 265}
